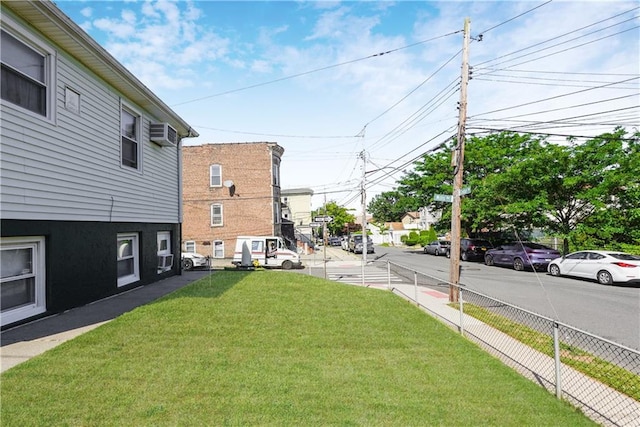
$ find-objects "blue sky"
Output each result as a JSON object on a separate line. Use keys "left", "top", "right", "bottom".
{"left": 55, "top": 1, "right": 639, "bottom": 211}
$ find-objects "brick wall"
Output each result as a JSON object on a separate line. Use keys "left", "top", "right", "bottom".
{"left": 182, "top": 142, "right": 284, "bottom": 258}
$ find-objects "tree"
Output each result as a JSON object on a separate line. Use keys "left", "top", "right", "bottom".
{"left": 485, "top": 129, "right": 639, "bottom": 252}
{"left": 311, "top": 201, "right": 356, "bottom": 237}
{"left": 396, "top": 129, "right": 640, "bottom": 252}
{"left": 367, "top": 190, "right": 417, "bottom": 222}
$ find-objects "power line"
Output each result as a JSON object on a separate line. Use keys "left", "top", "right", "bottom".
{"left": 478, "top": 0, "right": 554, "bottom": 35}
{"left": 470, "top": 77, "right": 639, "bottom": 118}
{"left": 171, "top": 30, "right": 463, "bottom": 107}
{"left": 476, "top": 8, "right": 639, "bottom": 68}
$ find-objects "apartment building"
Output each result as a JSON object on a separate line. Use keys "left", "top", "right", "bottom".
{"left": 182, "top": 142, "right": 285, "bottom": 259}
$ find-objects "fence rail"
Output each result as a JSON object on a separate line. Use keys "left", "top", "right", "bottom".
{"left": 385, "top": 261, "right": 640, "bottom": 427}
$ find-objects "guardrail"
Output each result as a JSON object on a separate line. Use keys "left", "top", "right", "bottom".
{"left": 385, "top": 261, "right": 640, "bottom": 427}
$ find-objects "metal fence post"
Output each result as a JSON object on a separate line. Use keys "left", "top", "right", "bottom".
{"left": 553, "top": 322, "right": 562, "bottom": 398}
{"left": 459, "top": 285, "right": 464, "bottom": 336}
{"left": 387, "top": 261, "right": 391, "bottom": 290}
{"left": 414, "top": 271, "right": 418, "bottom": 304}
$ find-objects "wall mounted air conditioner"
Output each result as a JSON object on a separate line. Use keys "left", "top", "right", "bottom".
{"left": 150, "top": 123, "right": 178, "bottom": 146}
{"left": 157, "top": 254, "right": 174, "bottom": 269}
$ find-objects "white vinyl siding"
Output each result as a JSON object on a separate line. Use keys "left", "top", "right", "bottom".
{"left": 0, "top": 27, "right": 181, "bottom": 224}
{"left": 1, "top": 236, "right": 46, "bottom": 326}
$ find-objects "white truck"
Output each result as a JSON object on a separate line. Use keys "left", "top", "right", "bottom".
{"left": 232, "top": 236, "right": 302, "bottom": 270}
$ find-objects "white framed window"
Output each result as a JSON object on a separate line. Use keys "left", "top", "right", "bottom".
{"left": 157, "top": 231, "right": 173, "bottom": 273}
{"left": 117, "top": 233, "right": 139, "bottom": 287}
{"left": 211, "top": 203, "right": 223, "bottom": 226}
{"left": 184, "top": 241, "right": 196, "bottom": 253}
{"left": 210, "top": 164, "right": 222, "bottom": 187}
{"left": 121, "top": 105, "right": 141, "bottom": 169}
{"left": 1, "top": 236, "right": 46, "bottom": 327}
{"left": 213, "top": 240, "right": 224, "bottom": 258}
{"left": 0, "top": 26, "right": 56, "bottom": 120}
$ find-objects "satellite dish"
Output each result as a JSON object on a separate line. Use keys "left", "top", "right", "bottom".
{"left": 223, "top": 180, "right": 234, "bottom": 188}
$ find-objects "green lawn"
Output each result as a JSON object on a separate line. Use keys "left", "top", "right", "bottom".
{"left": 1, "top": 271, "right": 595, "bottom": 426}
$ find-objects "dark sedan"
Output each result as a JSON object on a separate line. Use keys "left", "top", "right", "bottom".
{"left": 485, "top": 242, "right": 561, "bottom": 271}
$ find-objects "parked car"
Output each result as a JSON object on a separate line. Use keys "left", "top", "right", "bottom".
{"left": 182, "top": 252, "right": 209, "bottom": 270}
{"left": 485, "top": 242, "right": 561, "bottom": 271}
{"left": 446, "top": 238, "right": 494, "bottom": 261}
{"left": 548, "top": 250, "right": 640, "bottom": 285}
{"left": 423, "top": 240, "right": 450, "bottom": 256}
{"left": 348, "top": 235, "right": 374, "bottom": 254}
{"left": 329, "top": 236, "right": 342, "bottom": 246}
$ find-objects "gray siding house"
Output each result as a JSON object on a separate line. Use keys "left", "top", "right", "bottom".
{"left": 1, "top": 1, "right": 197, "bottom": 328}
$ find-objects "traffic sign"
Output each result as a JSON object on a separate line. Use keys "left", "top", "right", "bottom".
{"left": 313, "top": 216, "right": 334, "bottom": 223}
{"left": 309, "top": 222, "right": 322, "bottom": 227}
{"left": 433, "top": 194, "right": 453, "bottom": 203}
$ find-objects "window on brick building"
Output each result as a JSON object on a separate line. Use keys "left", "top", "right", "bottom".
{"left": 211, "top": 203, "right": 223, "bottom": 226}
{"left": 213, "top": 240, "right": 224, "bottom": 258}
{"left": 210, "top": 164, "right": 222, "bottom": 187}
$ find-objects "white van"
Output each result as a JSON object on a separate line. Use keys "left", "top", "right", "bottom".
{"left": 232, "top": 236, "right": 302, "bottom": 270}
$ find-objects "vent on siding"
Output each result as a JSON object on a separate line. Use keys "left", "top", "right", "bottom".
{"left": 150, "top": 123, "right": 178, "bottom": 146}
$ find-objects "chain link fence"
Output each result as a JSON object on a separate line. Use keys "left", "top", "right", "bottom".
{"left": 385, "top": 261, "right": 640, "bottom": 427}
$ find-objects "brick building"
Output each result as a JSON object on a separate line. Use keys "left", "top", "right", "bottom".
{"left": 182, "top": 142, "right": 285, "bottom": 259}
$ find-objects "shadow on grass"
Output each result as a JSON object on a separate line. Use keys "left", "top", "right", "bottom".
{"left": 0, "top": 270, "right": 230, "bottom": 346}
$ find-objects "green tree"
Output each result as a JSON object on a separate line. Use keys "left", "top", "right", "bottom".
{"left": 367, "top": 190, "right": 417, "bottom": 222}
{"left": 311, "top": 201, "right": 356, "bottom": 237}
{"left": 487, "top": 129, "right": 639, "bottom": 252}
{"left": 396, "top": 129, "right": 639, "bottom": 252}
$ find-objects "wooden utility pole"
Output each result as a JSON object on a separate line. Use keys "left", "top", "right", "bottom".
{"left": 360, "top": 150, "right": 367, "bottom": 286}
{"left": 449, "top": 18, "right": 471, "bottom": 303}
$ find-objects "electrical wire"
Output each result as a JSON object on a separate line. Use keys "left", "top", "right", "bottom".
{"left": 171, "top": 30, "right": 463, "bottom": 107}
{"left": 477, "top": 0, "right": 554, "bottom": 35}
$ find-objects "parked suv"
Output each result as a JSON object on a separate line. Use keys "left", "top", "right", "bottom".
{"left": 348, "top": 235, "right": 374, "bottom": 254}
{"left": 485, "top": 242, "right": 561, "bottom": 271}
{"left": 446, "top": 238, "right": 493, "bottom": 261}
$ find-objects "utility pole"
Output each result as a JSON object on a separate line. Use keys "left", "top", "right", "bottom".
{"left": 323, "top": 193, "right": 327, "bottom": 280}
{"left": 360, "top": 150, "right": 367, "bottom": 286}
{"left": 449, "top": 17, "right": 471, "bottom": 303}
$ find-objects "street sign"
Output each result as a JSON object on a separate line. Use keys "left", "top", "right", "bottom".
{"left": 433, "top": 194, "right": 453, "bottom": 203}
{"left": 460, "top": 186, "right": 471, "bottom": 196}
{"left": 313, "top": 216, "right": 334, "bottom": 223}
{"left": 309, "top": 222, "right": 322, "bottom": 227}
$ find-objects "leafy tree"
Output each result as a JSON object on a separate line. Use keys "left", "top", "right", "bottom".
{"left": 311, "top": 201, "right": 356, "bottom": 237}
{"left": 367, "top": 190, "right": 417, "bottom": 222}
{"left": 481, "top": 129, "right": 639, "bottom": 252}
{"left": 395, "top": 129, "right": 639, "bottom": 253}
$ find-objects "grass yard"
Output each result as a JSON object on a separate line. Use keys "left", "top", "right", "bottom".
{"left": 1, "top": 271, "right": 595, "bottom": 426}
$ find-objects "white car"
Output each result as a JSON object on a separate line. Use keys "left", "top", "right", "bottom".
{"left": 181, "top": 252, "right": 209, "bottom": 270}
{"left": 548, "top": 250, "right": 640, "bottom": 285}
